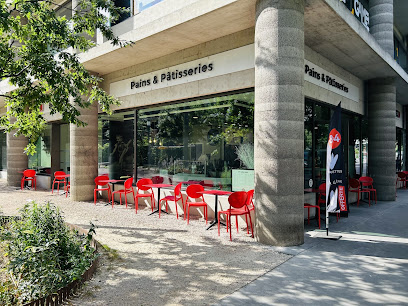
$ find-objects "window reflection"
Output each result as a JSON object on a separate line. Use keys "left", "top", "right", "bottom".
{"left": 136, "top": 91, "right": 254, "bottom": 190}
{"left": 99, "top": 111, "right": 135, "bottom": 179}
{"left": 0, "top": 131, "right": 7, "bottom": 171}
{"left": 28, "top": 125, "right": 51, "bottom": 173}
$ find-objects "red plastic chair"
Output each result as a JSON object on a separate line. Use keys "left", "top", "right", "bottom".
{"left": 65, "top": 182, "right": 70, "bottom": 197}
{"left": 317, "top": 183, "right": 326, "bottom": 207}
{"left": 52, "top": 171, "right": 67, "bottom": 194}
{"left": 349, "top": 178, "right": 370, "bottom": 206}
{"left": 230, "top": 189, "right": 255, "bottom": 236}
{"left": 218, "top": 191, "right": 252, "bottom": 241}
{"left": 111, "top": 177, "right": 135, "bottom": 209}
{"left": 304, "top": 203, "right": 321, "bottom": 229}
{"left": 152, "top": 176, "right": 164, "bottom": 184}
{"left": 158, "top": 183, "right": 183, "bottom": 218}
{"left": 21, "top": 169, "right": 37, "bottom": 190}
{"left": 185, "top": 184, "right": 208, "bottom": 225}
{"left": 135, "top": 178, "right": 155, "bottom": 212}
{"left": 359, "top": 176, "right": 377, "bottom": 205}
{"left": 94, "top": 175, "right": 111, "bottom": 204}
{"left": 397, "top": 172, "right": 407, "bottom": 189}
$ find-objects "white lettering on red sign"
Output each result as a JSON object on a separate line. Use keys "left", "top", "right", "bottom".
{"left": 338, "top": 185, "right": 347, "bottom": 211}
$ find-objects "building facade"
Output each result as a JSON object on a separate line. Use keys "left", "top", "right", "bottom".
{"left": 1, "top": 0, "right": 408, "bottom": 246}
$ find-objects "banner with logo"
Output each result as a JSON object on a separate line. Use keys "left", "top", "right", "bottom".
{"left": 326, "top": 103, "right": 348, "bottom": 213}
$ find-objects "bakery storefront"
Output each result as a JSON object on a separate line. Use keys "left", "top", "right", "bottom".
{"left": 96, "top": 43, "right": 380, "bottom": 196}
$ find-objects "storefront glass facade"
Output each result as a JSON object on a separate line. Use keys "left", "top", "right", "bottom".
{"left": 98, "top": 90, "right": 254, "bottom": 190}
{"left": 28, "top": 125, "right": 51, "bottom": 173}
{"left": 304, "top": 99, "right": 367, "bottom": 190}
{"left": 0, "top": 131, "right": 6, "bottom": 171}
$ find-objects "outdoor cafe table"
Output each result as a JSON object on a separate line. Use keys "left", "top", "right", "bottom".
{"left": 197, "top": 190, "right": 232, "bottom": 230}
{"left": 143, "top": 183, "right": 174, "bottom": 216}
{"left": 98, "top": 179, "right": 125, "bottom": 204}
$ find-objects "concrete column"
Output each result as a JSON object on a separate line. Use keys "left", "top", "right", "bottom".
{"left": 369, "top": 0, "right": 394, "bottom": 57}
{"left": 368, "top": 78, "right": 396, "bottom": 201}
{"left": 70, "top": 101, "right": 98, "bottom": 201}
{"left": 254, "top": 0, "right": 305, "bottom": 246}
{"left": 6, "top": 124, "right": 28, "bottom": 187}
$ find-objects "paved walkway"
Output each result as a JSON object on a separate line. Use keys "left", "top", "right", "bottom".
{"left": 218, "top": 189, "right": 408, "bottom": 305}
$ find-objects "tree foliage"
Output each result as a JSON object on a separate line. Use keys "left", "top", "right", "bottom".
{"left": 0, "top": 0, "right": 129, "bottom": 154}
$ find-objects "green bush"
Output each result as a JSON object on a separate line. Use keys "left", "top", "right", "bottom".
{"left": 0, "top": 202, "right": 96, "bottom": 304}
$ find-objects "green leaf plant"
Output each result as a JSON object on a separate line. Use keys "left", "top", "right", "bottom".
{"left": 0, "top": 202, "right": 97, "bottom": 303}
{"left": 0, "top": 0, "right": 131, "bottom": 154}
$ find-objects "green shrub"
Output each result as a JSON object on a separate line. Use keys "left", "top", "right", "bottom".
{"left": 0, "top": 202, "right": 96, "bottom": 304}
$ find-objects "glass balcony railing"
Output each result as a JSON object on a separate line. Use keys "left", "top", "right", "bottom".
{"left": 137, "top": 0, "right": 165, "bottom": 13}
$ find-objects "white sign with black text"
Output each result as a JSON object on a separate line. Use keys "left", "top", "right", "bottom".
{"left": 110, "top": 44, "right": 255, "bottom": 98}
{"left": 304, "top": 60, "right": 360, "bottom": 103}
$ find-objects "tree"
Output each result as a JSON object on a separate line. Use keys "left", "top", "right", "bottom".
{"left": 0, "top": 0, "right": 129, "bottom": 154}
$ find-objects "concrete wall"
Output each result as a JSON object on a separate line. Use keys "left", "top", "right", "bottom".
{"left": 100, "top": 29, "right": 364, "bottom": 117}
{"left": 304, "top": 46, "right": 365, "bottom": 115}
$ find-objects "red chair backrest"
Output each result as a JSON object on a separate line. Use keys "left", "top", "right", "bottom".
{"left": 23, "top": 169, "right": 36, "bottom": 178}
{"left": 174, "top": 182, "right": 182, "bottom": 197}
{"left": 228, "top": 191, "right": 248, "bottom": 209}
{"left": 54, "top": 171, "right": 66, "bottom": 180}
{"left": 359, "top": 176, "right": 373, "bottom": 187}
{"left": 403, "top": 171, "right": 408, "bottom": 175}
{"left": 124, "top": 177, "right": 133, "bottom": 189}
{"left": 397, "top": 172, "right": 406, "bottom": 179}
{"left": 95, "top": 175, "right": 109, "bottom": 186}
{"left": 137, "top": 178, "right": 153, "bottom": 191}
{"left": 318, "top": 183, "right": 326, "bottom": 194}
{"left": 349, "top": 178, "right": 360, "bottom": 189}
{"left": 186, "top": 184, "right": 204, "bottom": 199}
{"left": 246, "top": 189, "right": 254, "bottom": 207}
{"left": 152, "top": 176, "right": 164, "bottom": 184}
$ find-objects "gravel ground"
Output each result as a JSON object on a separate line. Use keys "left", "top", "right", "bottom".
{"left": 0, "top": 179, "right": 291, "bottom": 306}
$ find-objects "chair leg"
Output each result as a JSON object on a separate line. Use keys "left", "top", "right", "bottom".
{"left": 307, "top": 207, "right": 310, "bottom": 225}
{"left": 236, "top": 215, "right": 239, "bottom": 233}
{"left": 229, "top": 215, "right": 232, "bottom": 241}
{"left": 133, "top": 190, "right": 137, "bottom": 213}
{"left": 159, "top": 199, "right": 163, "bottom": 218}
{"left": 187, "top": 205, "right": 190, "bottom": 224}
{"left": 245, "top": 214, "right": 249, "bottom": 234}
{"left": 317, "top": 207, "right": 321, "bottom": 229}
{"left": 247, "top": 212, "right": 254, "bottom": 238}
{"left": 125, "top": 193, "right": 128, "bottom": 209}
{"left": 357, "top": 191, "right": 360, "bottom": 207}
{"left": 175, "top": 200, "right": 179, "bottom": 219}
{"left": 94, "top": 190, "right": 97, "bottom": 204}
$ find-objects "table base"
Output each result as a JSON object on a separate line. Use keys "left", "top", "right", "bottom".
{"left": 206, "top": 219, "right": 226, "bottom": 230}
{"left": 148, "top": 208, "right": 169, "bottom": 216}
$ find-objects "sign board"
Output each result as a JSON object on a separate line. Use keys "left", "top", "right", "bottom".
{"left": 304, "top": 60, "right": 360, "bottom": 103}
{"left": 232, "top": 169, "right": 254, "bottom": 192}
{"left": 110, "top": 44, "right": 254, "bottom": 98}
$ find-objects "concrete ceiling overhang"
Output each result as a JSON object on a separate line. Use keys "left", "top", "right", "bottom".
{"left": 81, "top": 0, "right": 408, "bottom": 104}
{"left": 305, "top": 0, "right": 408, "bottom": 105}
{"left": 80, "top": 0, "right": 255, "bottom": 76}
